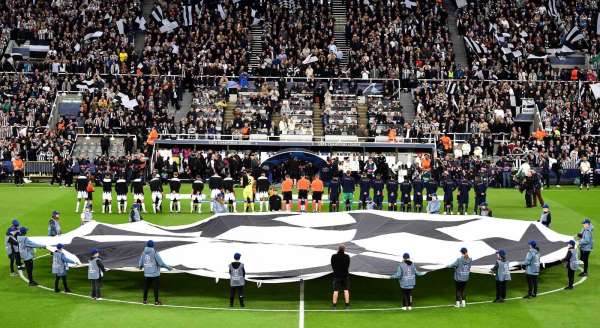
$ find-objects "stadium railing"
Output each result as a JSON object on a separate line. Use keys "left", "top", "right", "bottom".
{"left": 24, "top": 161, "right": 53, "bottom": 177}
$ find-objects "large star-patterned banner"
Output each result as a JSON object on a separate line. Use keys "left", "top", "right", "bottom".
{"left": 30, "top": 212, "right": 572, "bottom": 283}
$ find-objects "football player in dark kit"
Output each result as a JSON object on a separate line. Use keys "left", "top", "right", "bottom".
{"left": 412, "top": 175, "right": 424, "bottom": 212}
{"left": 191, "top": 176, "right": 205, "bottom": 213}
{"left": 359, "top": 173, "right": 372, "bottom": 210}
{"left": 441, "top": 175, "right": 457, "bottom": 215}
{"left": 169, "top": 173, "right": 182, "bottom": 213}
{"left": 131, "top": 176, "right": 146, "bottom": 213}
{"left": 474, "top": 176, "right": 488, "bottom": 215}
{"left": 75, "top": 173, "right": 89, "bottom": 213}
{"left": 399, "top": 176, "right": 412, "bottom": 212}
{"left": 115, "top": 175, "right": 128, "bottom": 214}
{"left": 386, "top": 176, "right": 398, "bottom": 211}
{"left": 456, "top": 177, "right": 471, "bottom": 215}
{"left": 208, "top": 172, "right": 224, "bottom": 212}
{"left": 101, "top": 175, "right": 113, "bottom": 214}
{"left": 341, "top": 172, "right": 355, "bottom": 211}
{"left": 371, "top": 174, "right": 385, "bottom": 210}
{"left": 149, "top": 174, "right": 163, "bottom": 213}
{"left": 328, "top": 176, "right": 341, "bottom": 212}
{"left": 425, "top": 177, "right": 438, "bottom": 203}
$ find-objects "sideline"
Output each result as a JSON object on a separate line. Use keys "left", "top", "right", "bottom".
{"left": 18, "top": 254, "right": 588, "bottom": 313}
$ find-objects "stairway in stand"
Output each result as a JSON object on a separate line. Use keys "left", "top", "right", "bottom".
{"left": 357, "top": 102, "right": 368, "bottom": 130}
{"left": 313, "top": 103, "right": 324, "bottom": 137}
{"left": 331, "top": 0, "right": 349, "bottom": 69}
{"left": 249, "top": 24, "right": 264, "bottom": 70}
{"left": 446, "top": 0, "right": 469, "bottom": 70}
{"left": 399, "top": 91, "right": 416, "bottom": 123}
{"left": 223, "top": 102, "right": 236, "bottom": 133}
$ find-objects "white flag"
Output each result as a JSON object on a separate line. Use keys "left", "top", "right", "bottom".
{"left": 84, "top": 31, "right": 103, "bottom": 41}
{"left": 116, "top": 19, "right": 125, "bottom": 35}
{"left": 218, "top": 4, "right": 226, "bottom": 19}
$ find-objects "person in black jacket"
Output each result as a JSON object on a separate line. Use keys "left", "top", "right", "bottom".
{"left": 331, "top": 245, "right": 351, "bottom": 310}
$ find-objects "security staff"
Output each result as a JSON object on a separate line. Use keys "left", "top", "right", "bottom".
{"left": 88, "top": 248, "right": 106, "bottom": 300}
{"left": 386, "top": 176, "right": 398, "bottom": 211}
{"left": 371, "top": 174, "right": 385, "bottom": 210}
{"left": 399, "top": 176, "right": 412, "bottom": 212}
{"left": 359, "top": 173, "right": 372, "bottom": 210}
{"left": 412, "top": 176, "right": 424, "bottom": 212}
{"left": 457, "top": 177, "right": 471, "bottom": 215}
{"left": 562, "top": 240, "right": 578, "bottom": 290}
{"left": 521, "top": 240, "right": 540, "bottom": 298}
{"left": 138, "top": 240, "right": 172, "bottom": 305}
{"left": 229, "top": 253, "right": 246, "bottom": 308}
{"left": 491, "top": 249, "right": 511, "bottom": 303}
{"left": 17, "top": 227, "right": 45, "bottom": 286}
{"left": 577, "top": 218, "right": 593, "bottom": 277}
{"left": 447, "top": 247, "right": 472, "bottom": 308}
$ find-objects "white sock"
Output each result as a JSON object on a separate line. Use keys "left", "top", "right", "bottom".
{"left": 76, "top": 201, "right": 80, "bottom": 213}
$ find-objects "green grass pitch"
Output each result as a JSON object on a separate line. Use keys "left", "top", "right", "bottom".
{"left": 0, "top": 184, "right": 598, "bottom": 328}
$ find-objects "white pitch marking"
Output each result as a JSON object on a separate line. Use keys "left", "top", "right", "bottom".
{"left": 17, "top": 254, "right": 587, "bottom": 312}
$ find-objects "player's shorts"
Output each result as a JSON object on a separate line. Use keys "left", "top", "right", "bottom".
{"left": 77, "top": 191, "right": 88, "bottom": 199}
{"left": 102, "top": 192, "right": 112, "bottom": 201}
{"left": 329, "top": 194, "right": 339, "bottom": 203}
{"left": 312, "top": 191, "right": 322, "bottom": 201}
{"left": 117, "top": 194, "right": 127, "bottom": 202}
{"left": 152, "top": 192, "right": 163, "bottom": 202}
{"left": 298, "top": 190, "right": 308, "bottom": 199}
{"left": 388, "top": 195, "right": 397, "bottom": 204}
{"left": 283, "top": 191, "right": 293, "bottom": 202}
{"left": 191, "top": 193, "right": 205, "bottom": 202}
{"left": 211, "top": 189, "right": 221, "bottom": 199}
{"left": 133, "top": 193, "right": 144, "bottom": 202}
{"left": 225, "top": 192, "right": 236, "bottom": 202}
{"left": 256, "top": 191, "right": 269, "bottom": 199}
{"left": 332, "top": 277, "right": 350, "bottom": 291}
{"left": 170, "top": 193, "right": 181, "bottom": 201}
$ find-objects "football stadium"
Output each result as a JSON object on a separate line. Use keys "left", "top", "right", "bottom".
{"left": 1, "top": 0, "right": 599, "bottom": 327}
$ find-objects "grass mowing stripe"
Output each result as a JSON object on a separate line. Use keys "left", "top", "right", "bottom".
{"left": 299, "top": 281, "right": 305, "bottom": 328}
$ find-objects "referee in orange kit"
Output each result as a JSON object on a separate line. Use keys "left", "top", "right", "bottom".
{"left": 297, "top": 175, "right": 310, "bottom": 212}
{"left": 281, "top": 175, "right": 294, "bottom": 212}
{"left": 311, "top": 175, "right": 324, "bottom": 212}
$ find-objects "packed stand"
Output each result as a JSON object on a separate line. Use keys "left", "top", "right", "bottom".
{"left": 456, "top": 0, "right": 600, "bottom": 80}
{"left": 345, "top": 0, "right": 454, "bottom": 80}
{"left": 257, "top": 0, "right": 338, "bottom": 77}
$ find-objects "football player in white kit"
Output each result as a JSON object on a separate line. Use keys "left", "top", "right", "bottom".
{"left": 208, "top": 172, "right": 223, "bottom": 212}
{"left": 101, "top": 175, "right": 112, "bottom": 213}
{"left": 191, "top": 176, "right": 205, "bottom": 213}
{"left": 75, "top": 174, "right": 88, "bottom": 213}
{"left": 223, "top": 174, "right": 236, "bottom": 213}
{"left": 149, "top": 174, "right": 163, "bottom": 214}
{"left": 131, "top": 176, "right": 146, "bottom": 213}
{"left": 115, "top": 176, "right": 128, "bottom": 214}
{"left": 169, "top": 172, "right": 182, "bottom": 213}
{"left": 256, "top": 172, "right": 270, "bottom": 211}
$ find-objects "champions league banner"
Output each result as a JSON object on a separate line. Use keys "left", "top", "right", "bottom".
{"left": 30, "top": 212, "right": 572, "bottom": 283}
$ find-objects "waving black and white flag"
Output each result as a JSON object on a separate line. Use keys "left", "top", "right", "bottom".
{"left": 151, "top": 5, "right": 164, "bottom": 23}
{"left": 548, "top": 0, "right": 559, "bottom": 18}
{"left": 564, "top": 25, "right": 585, "bottom": 45}
{"left": 135, "top": 16, "right": 147, "bottom": 31}
{"left": 596, "top": 12, "right": 600, "bottom": 35}
{"left": 464, "top": 37, "right": 489, "bottom": 55}
{"left": 182, "top": 3, "right": 193, "bottom": 26}
{"left": 446, "top": 81, "right": 457, "bottom": 95}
